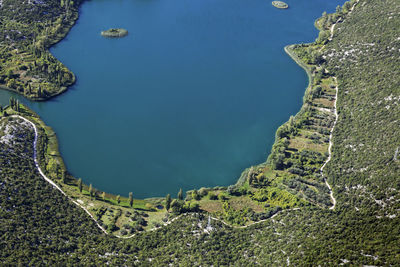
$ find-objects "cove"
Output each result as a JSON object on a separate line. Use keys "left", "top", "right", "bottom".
{"left": 0, "top": 0, "right": 345, "bottom": 198}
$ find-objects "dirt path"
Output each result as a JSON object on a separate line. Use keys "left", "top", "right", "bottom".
{"left": 209, "top": 208, "right": 301, "bottom": 230}
{"left": 6, "top": 116, "right": 198, "bottom": 238}
{"left": 319, "top": 77, "right": 338, "bottom": 210}
{"left": 10, "top": 115, "right": 109, "bottom": 235}
{"left": 318, "top": 1, "right": 360, "bottom": 210}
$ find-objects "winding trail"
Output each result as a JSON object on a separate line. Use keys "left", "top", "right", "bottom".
{"left": 317, "top": 0, "right": 360, "bottom": 210}
{"left": 9, "top": 115, "right": 109, "bottom": 235}
{"left": 209, "top": 207, "right": 301, "bottom": 229}
{"left": 317, "top": 11, "right": 343, "bottom": 210}
{"left": 318, "top": 26, "right": 340, "bottom": 210}
{"left": 318, "top": 78, "right": 338, "bottom": 210}
{"left": 119, "top": 207, "right": 303, "bottom": 239}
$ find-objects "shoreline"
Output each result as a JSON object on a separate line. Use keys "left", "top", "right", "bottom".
{"left": 0, "top": 0, "right": 353, "bottom": 235}
{"left": 0, "top": 83, "right": 71, "bottom": 102}
{"left": 284, "top": 44, "right": 313, "bottom": 92}
{"left": 0, "top": 2, "right": 80, "bottom": 101}
{"left": 25, "top": 28, "right": 329, "bottom": 203}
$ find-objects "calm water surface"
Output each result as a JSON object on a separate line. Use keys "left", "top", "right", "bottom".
{"left": 0, "top": 0, "right": 345, "bottom": 198}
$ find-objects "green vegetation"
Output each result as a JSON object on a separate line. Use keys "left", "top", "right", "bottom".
{"left": 0, "top": 103, "right": 175, "bottom": 235}
{"left": 101, "top": 28, "right": 128, "bottom": 38}
{"left": 272, "top": 1, "right": 288, "bottom": 9}
{"left": 0, "top": 0, "right": 337, "bottom": 231}
{"left": 0, "top": 0, "right": 399, "bottom": 265}
{"left": 0, "top": 0, "right": 83, "bottom": 100}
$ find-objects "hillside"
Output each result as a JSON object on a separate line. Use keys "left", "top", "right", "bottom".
{"left": 0, "top": 0, "right": 399, "bottom": 265}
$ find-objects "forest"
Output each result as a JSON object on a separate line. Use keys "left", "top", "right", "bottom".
{"left": 0, "top": 0, "right": 399, "bottom": 265}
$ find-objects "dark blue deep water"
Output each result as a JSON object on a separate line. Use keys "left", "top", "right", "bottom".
{"left": 0, "top": 0, "right": 345, "bottom": 198}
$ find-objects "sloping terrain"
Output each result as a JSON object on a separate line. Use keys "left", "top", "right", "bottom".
{"left": 0, "top": 0, "right": 399, "bottom": 265}
{"left": 324, "top": 0, "right": 400, "bottom": 218}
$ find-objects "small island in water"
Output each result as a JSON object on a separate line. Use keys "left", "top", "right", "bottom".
{"left": 101, "top": 28, "right": 128, "bottom": 38}
{"left": 272, "top": 1, "right": 288, "bottom": 9}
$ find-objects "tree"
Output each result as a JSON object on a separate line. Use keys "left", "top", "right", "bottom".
{"left": 270, "top": 151, "right": 285, "bottom": 170}
{"left": 311, "top": 51, "right": 323, "bottom": 65}
{"left": 54, "top": 165, "right": 60, "bottom": 179}
{"left": 177, "top": 188, "right": 183, "bottom": 200}
{"left": 6, "top": 79, "right": 15, "bottom": 89}
{"left": 288, "top": 115, "right": 293, "bottom": 126}
{"left": 320, "top": 11, "right": 328, "bottom": 29}
{"left": 170, "top": 199, "right": 182, "bottom": 213}
{"left": 248, "top": 174, "right": 254, "bottom": 186}
{"left": 78, "top": 178, "right": 82, "bottom": 193}
{"left": 208, "top": 191, "right": 217, "bottom": 200}
{"left": 342, "top": 1, "right": 351, "bottom": 13}
{"left": 89, "top": 184, "right": 93, "bottom": 199}
{"left": 129, "top": 192, "right": 133, "bottom": 207}
{"left": 116, "top": 195, "right": 121, "bottom": 204}
{"left": 13, "top": 100, "right": 19, "bottom": 112}
{"left": 62, "top": 171, "right": 67, "bottom": 184}
{"left": 336, "top": 5, "right": 342, "bottom": 14}
{"left": 311, "top": 86, "right": 322, "bottom": 99}
{"left": 165, "top": 194, "right": 171, "bottom": 211}
{"left": 316, "top": 30, "right": 329, "bottom": 45}
{"left": 6, "top": 69, "right": 13, "bottom": 79}
{"left": 192, "top": 190, "right": 200, "bottom": 201}
{"left": 37, "top": 86, "right": 42, "bottom": 97}
{"left": 227, "top": 185, "right": 235, "bottom": 195}
{"left": 9, "top": 97, "right": 14, "bottom": 109}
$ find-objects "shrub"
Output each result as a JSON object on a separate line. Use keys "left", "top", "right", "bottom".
{"left": 198, "top": 187, "right": 209, "bottom": 197}
{"left": 120, "top": 229, "right": 128, "bottom": 236}
{"left": 288, "top": 167, "right": 305, "bottom": 176}
{"left": 192, "top": 190, "right": 201, "bottom": 200}
{"left": 218, "top": 193, "right": 228, "bottom": 201}
{"left": 208, "top": 191, "right": 218, "bottom": 200}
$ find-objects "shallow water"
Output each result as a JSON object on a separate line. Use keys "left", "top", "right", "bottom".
{"left": 0, "top": 0, "right": 345, "bottom": 198}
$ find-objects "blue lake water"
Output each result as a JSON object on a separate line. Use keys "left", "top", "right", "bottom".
{"left": 0, "top": 0, "right": 345, "bottom": 198}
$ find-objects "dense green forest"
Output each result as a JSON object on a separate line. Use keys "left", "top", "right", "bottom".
{"left": 0, "top": 0, "right": 399, "bottom": 265}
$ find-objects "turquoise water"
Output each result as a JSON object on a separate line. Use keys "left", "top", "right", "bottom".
{"left": 0, "top": 0, "right": 345, "bottom": 198}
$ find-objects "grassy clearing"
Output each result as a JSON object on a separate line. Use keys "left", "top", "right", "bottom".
{"left": 288, "top": 136, "right": 328, "bottom": 154}
{"left": 314, "top": 97, "right": 335, "bottom": 108}
{"left": 200, "top": 199, "right": 223, "bottom": 213}
{"left": 229, "top": 196, "right": 265, "bottom": 213}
